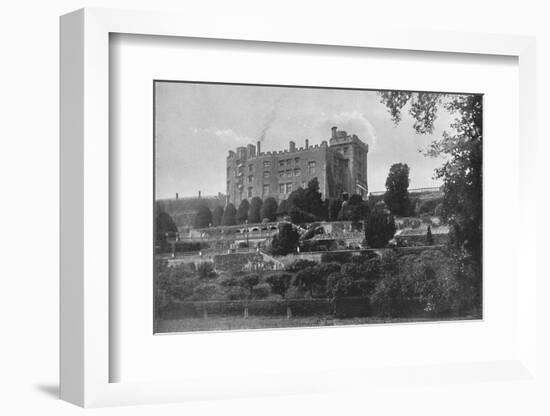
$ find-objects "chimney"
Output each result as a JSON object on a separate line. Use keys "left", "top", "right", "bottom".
{"left": 305, "top": 139, "right": 309, "bottom": 149}
{"left": 176, "top": 193, "right": 179, "bottom": 200}
{"left": 198, "top": 190, "right": 201, "bottom": 199}
{"left": 289, "top": 141, "right": 296, "bottom": 152}
{"left": 257, "top": 140, "right": 261, "bottom": 155}
{"left": 331, "top": 126, "right": 337, "bottom": 139}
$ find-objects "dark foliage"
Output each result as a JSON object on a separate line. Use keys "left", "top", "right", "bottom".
{"left": 270, "top": 222, "right": 299, "bottom": 255}
{"left": 287, "top": 178, "right": 326, "bottom": 223}
{"left": 365, "top": 209, "right": 396, "bottom": 248}
{"left": 260, "top": 197, "right": 278, "bottom": 222}
{"left": 194, "top": 204, "right": 213, "bottom": 229}
{"left": 384, "top": 163, "right": 411, "bottom": 216}
{"left": 328, "top": 198, "right": 342, "bottom": 221}
{"left": 248, "top": 196, "right": 263, "bottom": 223}
{"left": 221, "top": 203, "right": 237, "bottom": 226}
{"left": 264, "top": 273, "right": 293, "bottom": 298}
{"left": 212, "top": 206, "right": 224, "bottom": 227}
{"left": 236, "top": 199, "right": 250, "bottom": 224}
{"left": 155, "top": 211, "right": 178, "bottom": 251}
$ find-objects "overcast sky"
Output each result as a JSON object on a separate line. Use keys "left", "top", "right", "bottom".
{"left": 155, "top": 82, "right": 456, "bottom": 200}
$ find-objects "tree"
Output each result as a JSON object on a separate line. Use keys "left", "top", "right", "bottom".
{"left": 276, "top": 199, "right": 289, "bottom": 217}
{"left": 212, "top": 206, "right": 224, "bottom": 227}
{"left": 194, "top": 205, "right": 213, "bottom": 228}
{"left": 248, "top": 196, "right": 263, "bottom": 223}
{"left": 252, "top": 283, "right": 271, "bottom": 299}
{"left": 270, "top": 222, "right": 299, "bottom": 255}
{"left": 379, "top": 91, "right": 482, "bottom": 262}
{"left": 426, "top": 225, "right": 434, "bottom": 245}
{"left": 260, "top": 197, "right": 278, "bottom": 222}
{"left": 286, "top": 178, "right": 326, "bottom": 223}
{"left": 265, "top": 273, "right": 292, "bottom": 298}
{"left": 339, "top": 193, "right": 370, "bottom": 228}
{"left": 304, "top": 178, "right": 326, "bottom": 219}
{"left": 155, "top": 211, "right": 178, "bottom": 251}
{"left": 384, "top": 163, "right": 411, "bottom": 216}
{"left": 236, "top": 199, "right": 250, "bottom": 224}
{"left": 221, "top": 203, "right": 237, "bottom": 226}
{"left": 293, "top": 266, "right": 318, "bottom": 298}
{"left": 365, "top": 209, "right": 396, "bottom": 248}
{"left": 328, "top": 198, "right": 342, "bottom": 221}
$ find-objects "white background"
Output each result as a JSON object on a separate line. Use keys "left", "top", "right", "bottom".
{"left": 1, "top": 0, "right": 548, "bottom": 415}
{"left": 112, "top": 34, "right": 519, "bottom": 383}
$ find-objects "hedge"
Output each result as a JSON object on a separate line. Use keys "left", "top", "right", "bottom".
{"left": 333, "top": 297, "right": 370, "bottom": 318}
{"left": 159, "top": 298, "right": 369, "bottom": 319}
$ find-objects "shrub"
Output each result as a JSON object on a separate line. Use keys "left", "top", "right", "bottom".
{"left": 260, "top": 197, "right": 278, "bottom": 222}
{"left": 270, "top": 222, "right": 299, "bottom": 255}
{"left": 264, "top": 273, "right": 292, "bottom": 297}
{"left": 194, "top": 205, "right": 213, "bottom": 228}
{"left": 286, "top": 299, "right": 331, "bottom": 316}
{"left": 332, "top": 297, "right": 370, "bottom": 318}
{"left": 247, "top": 300, "right": 287, "bottom": 316}
{"left": 189, "top": 283, "right": 223, "bottom": 301}
{"left": 285, "top": 286, "right": 307, "bottom": 299}
{"left": 218, "top": 274, "right": 240, "bottom": 287}
{"left": 417, "top": 198, "right": 442, "bottom": 216}
{"left": 168, "top": 277, "right": 200, "bottom": 301}
{"left": 321, "top": 252, "right": 353, "bottom": 264}
{"left": 286, "top": 259, "right": 317, "bottom": 272}
{"left": 327, "top": 272, "right": 363, "bottom": 298}
{"left": 365, "top": 210, "right": 396, "bottom": 248}
{"left": 252, "top": 282, "right": 271, "bottom": 299}
{"left": 239, "top": 273, "right": 260, "bottom": 291}
{"left": 196, "top": 262, "right": 217, "bottom": 279}
{"left": 225, "top": 286, "right": 250, "bottom": 300}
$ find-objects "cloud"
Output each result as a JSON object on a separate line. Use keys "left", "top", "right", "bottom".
{"left": 192, "top": 127, "right": 254, "bottom": 146}
{"left": 331, "top": 111, "right": 378, "bottom": 148}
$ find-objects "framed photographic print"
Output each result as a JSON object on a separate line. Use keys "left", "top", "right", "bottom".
{"left": 60, "top": 7, "right": 539, "bottom": 408}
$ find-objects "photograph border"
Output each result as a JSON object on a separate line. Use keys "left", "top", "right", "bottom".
{"left": 60, "top": 7, "right": 537, "bottom": 407}
{"left": 151, "top": 79, "right": 485, "bottom": 334}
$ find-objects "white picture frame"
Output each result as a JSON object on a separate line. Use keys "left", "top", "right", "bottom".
{"left": 60, "top": 7, "right": 538, "bottom": 407}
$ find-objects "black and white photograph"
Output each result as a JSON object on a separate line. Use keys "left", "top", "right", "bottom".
{"left": 154, "top": 81, "right": 483, "bottom": 333}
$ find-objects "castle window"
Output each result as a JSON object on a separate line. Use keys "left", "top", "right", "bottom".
{"left": 279, "top": 183, "right": 285, "bottom": 194}
{"left": 279, "top": 160, "right": 284, "bottom": 168}
{"left": 248, "top": 175, "right": 253, "bottom": 183}
{"left": 302, "top": 181, "right": 306, "bottom": 188}
{"left": 248, "top": 164, "right": 253, "bottom": 172}
{"left": 263, "top": 171, "right": 270, "bottom": 179}
{"left": 285, "top": 183, "right": 293, "bottom": 193}
{"left": 308, "top": 161, "right": 316, "bottom": 175}
{"left": 286, "top": 170, "right": 292, "bottom": 177}
{"left": 247, "top": 187, "right": 253, "bottom": 198}
{"left": 279, "top": 171, "right": 285, "bottom": 178}
{"left": 343, "top": 146, "right": 349, "bottom": 155}
{"left": 294, "top": 168, "right": 301, "bottom": 176}
{"left": 295, "top": 157, "right": 300, "bottom": 164}
{"left": 262, "top": 184, "right": 270, "bottom": 196}
{"left": 263, "top": 161, "right": 271, "bottom": 169}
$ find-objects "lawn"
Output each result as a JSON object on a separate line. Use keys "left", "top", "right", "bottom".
{"left": 155, "top": 314, "right": 481, "bottom": 333}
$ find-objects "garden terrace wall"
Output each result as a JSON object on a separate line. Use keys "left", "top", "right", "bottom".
{"left": 213, "top": 253, "right": 257, "bottom": 272}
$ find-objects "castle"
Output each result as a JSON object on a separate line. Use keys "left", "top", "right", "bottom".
{"left": 226, "top": 126, "right": 368, "bottom": 205}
